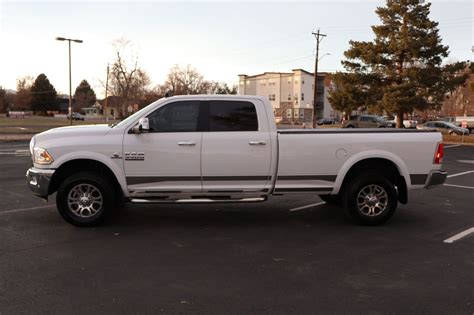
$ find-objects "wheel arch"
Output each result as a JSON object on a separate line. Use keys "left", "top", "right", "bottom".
{"left": 333, "top": 151, "right": 409, "bottom": 204}
{"left": 49, "top": 156, "right": 127, "bottom": 199}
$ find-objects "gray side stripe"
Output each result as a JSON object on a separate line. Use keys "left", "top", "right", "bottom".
{"left": 277, "top": 175, "right": 336, "bottom": 181}
{"left": 274, "top": 188, "right": 333, "bottom": 193}
{"left": 126, "top": 176, "right": 270, "bottom": 185}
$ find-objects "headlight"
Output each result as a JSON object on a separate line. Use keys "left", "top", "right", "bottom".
{"left": 33, "top": 147, "right": 54, "bottom": 165}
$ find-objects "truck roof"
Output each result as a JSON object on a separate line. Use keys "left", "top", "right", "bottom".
{"left": 162, "top": 94, "right": 268, "bottom": 102}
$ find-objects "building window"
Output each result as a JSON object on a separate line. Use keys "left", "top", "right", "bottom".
{"left": 240, "top": 81, "right": 244, "bottom": 86}
{"left": 302, "top": 80, "right": 305, "bottom": 84}
{"left": 260, "top": 79, "right": 266, "bottom": 86}
{"left": 288, "top": 79, "right": 292, "bottom": 84}
{"left": 288, "top": 94, "right": 291, "bottom": 101}
{"left": 268, "top": 94, "right": 275, "bottom": 101}
{"left": 269, "top": 80, "right": 276, "bottom": 86}
{"left": 301, "top": 93, "right": 304, "bottom": 101}
{"left": 300, "top": 109, "right": 304, "bottom": 118}
{"left": 295, "top": 80, "right": 298, "bottom": 84}
{"left": 286, "top": 109, "right": 292, "bottom": 118}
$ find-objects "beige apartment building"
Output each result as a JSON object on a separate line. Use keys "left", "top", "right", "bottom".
{"left": 238, "top": 69, "right": 340, "bottom": 124}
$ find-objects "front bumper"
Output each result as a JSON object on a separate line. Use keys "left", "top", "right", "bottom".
{"left": 26, "top": 167, "right": 55, "bottom": 199}
{"left": 426, "top": 170, "right": 447, "bottom": 188}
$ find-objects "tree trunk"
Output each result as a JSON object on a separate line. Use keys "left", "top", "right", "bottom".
{"left": 396, "top": 110, "right": 404, "bottom": 128}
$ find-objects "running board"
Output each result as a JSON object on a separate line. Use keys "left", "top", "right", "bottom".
{"left": 130, "top": 197, "right": 266, "bottom": 204}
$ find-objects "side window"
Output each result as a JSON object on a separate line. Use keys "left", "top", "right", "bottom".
{"left": 360, "top": 116, "right": 370, "bottom": 122}
{"left": 147, "top": 101, "right": 200, "bottom": 132}
{"left": 209, "top": 101, "right": 258, "bottom": 132}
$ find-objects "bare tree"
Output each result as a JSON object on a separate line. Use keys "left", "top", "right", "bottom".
{"left": 108, "top": 39, "right": 150, "bottom": 117}
{"left": 165, "top": 65, "right": 211, "bottom": 95}
{"left": 14, "top": 76, "right": 34, "bottom": 110}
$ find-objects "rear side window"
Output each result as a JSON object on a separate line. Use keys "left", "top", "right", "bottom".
{"left": 209, "top": 101, "right": 258, "bottom": 132}
{"left": 359, "top": 116, "right": 371, "bottom": 122}
{"left": 147, "top": 101, "right": 200, "bottom": 132}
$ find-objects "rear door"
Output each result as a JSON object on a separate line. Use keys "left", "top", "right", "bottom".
{"left": 200, "top": 99, "right": 272, "bottom": 193}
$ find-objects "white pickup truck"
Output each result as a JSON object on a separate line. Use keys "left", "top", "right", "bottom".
{"left": 27, "top": 95, "right": 446, "bottom": 226}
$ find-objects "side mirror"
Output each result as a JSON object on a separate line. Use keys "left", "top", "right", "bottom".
{"left": 132, "top": 117, "right": 150, "bottom": 134}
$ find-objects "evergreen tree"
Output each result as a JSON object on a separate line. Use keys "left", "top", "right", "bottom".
{"left": 329, "top": 0, "right": 465, "bottom": 127}
{"left": 73, "top": 80, "right": 97, "bottom": 111}
{"left": 30, "top": 74, "right": 59, "bottom": 114}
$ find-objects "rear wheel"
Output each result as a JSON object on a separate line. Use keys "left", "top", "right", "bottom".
{"left": 342, "top": 173, "right": 397, "bottom": 225}
{"left": 56, "top": 172, "right": 116, "bottom": 226}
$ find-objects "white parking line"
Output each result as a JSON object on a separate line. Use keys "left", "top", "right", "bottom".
{"left": 447, "top": 170, "right": 474, "bottom": 178}
{"left": 457, "top": 160, "right": 474, "bottom": 164}
{"left": 444, "top": 227, "right": 474, "bottom": 244}
{"left": 289, "top": 201, "right": 326, "bottom": 212}
{"left": 0, "top": 205, "right": 55, "bottom": 215}
{"left": 443, "top": 184, "right": 474, "bottom": 190}
{"left": 444, "top": 144, "right": 462, "bottom": 148}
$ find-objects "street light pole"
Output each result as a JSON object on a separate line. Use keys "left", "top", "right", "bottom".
{"left": 56, "top": 37, "right": 83, "bottom": 126}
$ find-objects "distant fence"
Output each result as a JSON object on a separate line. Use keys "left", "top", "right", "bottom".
{"left": 8, "top": 111, "right": 33, "bottom": 118}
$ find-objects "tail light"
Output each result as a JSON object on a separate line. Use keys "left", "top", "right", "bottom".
{"left": 434, "top": 142, "right": 443, "bottom": 164}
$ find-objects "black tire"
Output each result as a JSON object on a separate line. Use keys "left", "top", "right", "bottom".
{"left": 319, "top": 194, "right": 341, "bottom": 205}
{"left": 346, "top": 125, "right": 355, "bottom": 128}
{"left": 56, "top": 172, "right": 116, "bottom": 227}
{"left": 342, "top": 172, "right": 398, "bottom": 225}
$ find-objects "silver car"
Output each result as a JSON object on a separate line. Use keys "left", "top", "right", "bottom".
{"left": 417, "top": 121, "right": 469, "bottom": 136}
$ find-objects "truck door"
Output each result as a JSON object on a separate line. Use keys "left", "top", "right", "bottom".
{"left": 122, "top": 100, "right": 203, "bottom": 196}
{"left": 200, "top": 99, "right": 272, "bottom": 193}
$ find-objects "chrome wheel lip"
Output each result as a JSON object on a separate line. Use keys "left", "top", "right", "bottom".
{"left": 67, "top": 183, "right": 103, "bottom": 218}
{"left": 356, "top": 184, "right": 388, "bottom": 217}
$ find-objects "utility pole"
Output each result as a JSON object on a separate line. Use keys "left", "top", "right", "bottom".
{"left": 104, "top": 63, "right": 109, "bottom": 123}
{"left": 312, "top": 29, "right": 326, "bottom": 128}
{"left": 56, "top": 37, "right": 83, "bottom": 126}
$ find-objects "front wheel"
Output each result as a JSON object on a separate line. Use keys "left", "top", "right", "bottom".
{"left": 56, "top": 172, "right": 115, "bottom": 226}
{"left": 342, "top": 173, "right": 398, "bottom": 225}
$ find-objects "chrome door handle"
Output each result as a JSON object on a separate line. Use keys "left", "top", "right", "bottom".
{"left": 178, "top": 141, "right": 196, "bottom": 146}
{"left": 249, "top": 140, "right": 266, "bottom": 145}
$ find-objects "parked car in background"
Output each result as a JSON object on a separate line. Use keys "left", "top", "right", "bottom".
{"left": 417, "top": 121, "right": 469, "bottom": 136}
{"left": 383, "top": 116, "right": 397, "bottom": 128}
{"left": 390, "top": 115, "right": 418, "bottom": 128}
{"left": 342, "top": 115, "right": 391, "bottom": 128}
{"left": 317, "top": 117, "right": 337, "bottom": 125}
{"left": 67, "top": 112, "right": 85, "bottom": 121}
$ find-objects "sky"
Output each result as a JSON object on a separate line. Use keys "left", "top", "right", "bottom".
{"left": 0, "top": 0, "right": 472, "bottom": 98}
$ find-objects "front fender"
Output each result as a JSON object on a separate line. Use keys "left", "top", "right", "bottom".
{"left": 51, "top": 151, "right": 128, "bottom": 197}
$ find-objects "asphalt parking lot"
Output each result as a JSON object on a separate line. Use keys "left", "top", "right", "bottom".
{"left": 0, "top": 142, "right": 473, "bottom": 314}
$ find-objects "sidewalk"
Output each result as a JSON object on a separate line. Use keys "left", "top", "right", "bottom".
{"left": 0, "top": 134, "right": 34, "bottom": 142}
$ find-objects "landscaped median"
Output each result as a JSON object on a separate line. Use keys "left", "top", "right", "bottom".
{"left": 0, "top": 116, "right": 112, "bottom": 142}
